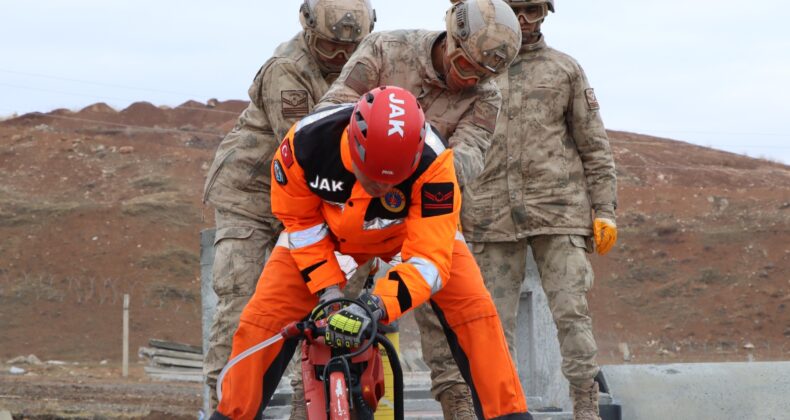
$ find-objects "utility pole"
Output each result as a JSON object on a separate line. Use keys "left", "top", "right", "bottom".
{"left": 123, "top": 294, "right": 129, "bottom": 377}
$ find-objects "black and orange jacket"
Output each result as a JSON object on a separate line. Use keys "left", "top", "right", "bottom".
{"left": 270, "top": 104, "right": 461, "bottom": 321}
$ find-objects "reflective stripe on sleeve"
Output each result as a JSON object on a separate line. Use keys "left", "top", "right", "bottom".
{"left": 455, "top": 231, "right": 466, "bottom": 242}
{"left": 425, "top": 129, "right": 446, "bottom": 155}
{"left": 295, "top": 104, "right": 354, "bottom": 132}
{"left": 288, "top": 224, "right": 329, "bottom": 249}
{"left": 405, "top": 257, "right": 442, "bottom": 295}
{"left": 275, "top": 232, "right": 290, "bottom": 248}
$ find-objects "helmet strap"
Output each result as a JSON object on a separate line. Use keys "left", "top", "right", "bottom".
{"left": 431, "top": 34, "right": 449, "bottom": 81}
{"left": 521, "top": 19, "right": 544, "bottom": 45}
{"left": 300, "top": 1, "right": 316, "bottom": 28}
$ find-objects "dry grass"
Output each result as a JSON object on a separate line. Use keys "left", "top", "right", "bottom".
{"left": 0, "top": 188, "right": 89, "bottom": 227}
{"left": 697, "top": 267, "right": 735, "bottom": 286}
{"left": 120, "top": 191, "right": 196, "bottom": 226}
{"left": 128, "top": 175, "right": 177, "bottom": 192}
{"left": 136, "top": 247, "right": 199, "bottom": 278}
{"left": 0, "top": 274, "right": 128, "bottom": 306}
{"left": 148, "top": 283, "right": 198, "bottom": 302}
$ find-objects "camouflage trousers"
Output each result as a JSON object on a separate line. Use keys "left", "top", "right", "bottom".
{"left": 204, "top": 209, "right": 280, "bottom": 409}
{"left": 290, "top": 260, "right": 466, "bottom": 401}
{"left": 470, "top": 235, "right": 599, "bottom": 385}
{"left": 413, "top": 304, "right": 467, "bottom": 398}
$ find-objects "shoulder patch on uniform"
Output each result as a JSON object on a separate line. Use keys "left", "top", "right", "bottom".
{"left": 273, "top": 159, "right": 288, "bottom": 185}
{"left": 281, "top": 90, "right": 309, "bottom": 118}
{"left": 279, "top": 138, "right": 295, "bottom": 168}
{"left": 345, "top": 62, "right": 373, "bottom": 96}
{"left": 584, "top": 88, "right": 600, "bottom": 111}
{"left": 381, "top": 188, "right": 406, "bottom": 213}
{"left": 471, "top": 101, "right": 498, "bottom": 133}
{"left": 421, "top": 182, "right": 454, "bottom": 217}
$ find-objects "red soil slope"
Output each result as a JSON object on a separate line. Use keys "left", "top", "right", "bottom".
{"left": 1, "top": 101, "right": 788, "bottom": 366}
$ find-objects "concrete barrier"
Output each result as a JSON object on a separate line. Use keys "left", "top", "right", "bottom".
{"left": 601, "top": 362, "right": 790, "bottom": 420}
{"left": 200, "top": 228, "right": 217, "bottom": 414}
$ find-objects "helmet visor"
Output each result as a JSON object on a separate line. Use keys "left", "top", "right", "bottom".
{"left": 513, "top": 3, "right": 548, "bottom": 24}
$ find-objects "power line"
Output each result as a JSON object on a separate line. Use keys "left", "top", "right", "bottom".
{"left": 1, "top": 72, "right": 788, "bottom": 159}
{"left": 3, "top": 69, "right": 789, "bottom": 140}
{"left": 616, "top": 164, "right": 787, "bottom": 171}
{"left": 0, "top": 81, "right": 138, "bottom": 103}
{"left": 3, "top": 69, "right": 788, "bottom": 145}
{"left": 632, "top": 129, "right": 789, "bottom": 138}
{"left": 4, "top": 112, "right": 787, "bottom": 167}
{"left": 608, "top": 139, "right": 790, "bottom": 151}
{"left": 0, "top": 82, "right": 241, "bottom": 116}
{"left": 16, "top": 112, "right": 226, "bottom": 138}
{"left": 0, "top": 68, "right": 202, "bottom": 98}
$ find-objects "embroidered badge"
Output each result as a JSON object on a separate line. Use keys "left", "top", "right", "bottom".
{"left": 279, "top": 138, "right": 295, "bottom": 168}
{"left": 273, "top": 159, "right": 288, "bottom": 185}
{"left": 345, "top": 62, "right": 373, "bottom": 96}
{"left": 471, "top": 101, "right": 498, "bottom": 133}
{"left": 421, "top": 183, "right": 454, "bottom": 217}
{"left": 281, "top": 90, "right": 309, "bottom": 118}
{"left": 584, "top": 88, "right": 600, "bottom": 111}
{"left": 381, "top": 188, "right": 406, "bottom": 213}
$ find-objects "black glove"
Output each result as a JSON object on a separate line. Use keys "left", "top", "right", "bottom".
{"left": 325, "top": 293, "right": 386, "bottom": 348}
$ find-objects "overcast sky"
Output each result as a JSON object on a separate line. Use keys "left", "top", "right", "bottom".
{"left": 1, "top": 0, "right": 788, "bottom": 164}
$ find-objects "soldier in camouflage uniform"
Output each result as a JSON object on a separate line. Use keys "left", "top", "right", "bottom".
{"left": 202, "top": 0, "right": 375, "bottom": 413}
{"left": 460, "top": 1, "right": 618, "bottom": 419}
{"left": 317, "top": 0, "right": 521, "bottom": 417}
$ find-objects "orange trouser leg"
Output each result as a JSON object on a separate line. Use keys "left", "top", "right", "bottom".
{"left": 430, "top": 240, "right": 529, "bottom": 419}
{"left": 215, "top": 246, "right": 317, "bottom": 420}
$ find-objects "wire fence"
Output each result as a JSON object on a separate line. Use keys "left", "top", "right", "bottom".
{"left": 2, "top": 68, "right": 789, "bottom": 168}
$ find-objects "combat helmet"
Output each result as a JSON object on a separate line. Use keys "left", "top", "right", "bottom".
{"left": 300, "top": 0, "right": 376, "bottom": 68}
{"left": 503, "top": 0, "right": 554, "bottom": 29}
{"left": 502, "top": 0, "right": 554, "bottom": 13}
{"left": 444, "top": 0, "right": 521, "bottom": 80}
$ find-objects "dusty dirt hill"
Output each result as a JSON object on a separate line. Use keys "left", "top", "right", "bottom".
{"left": 0, "top": 101, "right": 788, "bottom": 416}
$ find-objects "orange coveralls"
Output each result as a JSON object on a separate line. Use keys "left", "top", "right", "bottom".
{"left": 213, "top": 105, "right": 529, "bottom": 420}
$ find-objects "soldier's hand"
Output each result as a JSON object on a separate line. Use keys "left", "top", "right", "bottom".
{"left": 593, "top": 218, "right": 617, "bottom": 255}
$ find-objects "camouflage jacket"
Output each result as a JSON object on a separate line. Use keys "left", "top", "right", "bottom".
{"left": 317, "top": 30, "right": 502, "bottom": 186}
{"left": 461, "top": 38, "right": 617, "bottom": 242}
{"left": 203, "top": 33, "right": 333, "bottom": 223}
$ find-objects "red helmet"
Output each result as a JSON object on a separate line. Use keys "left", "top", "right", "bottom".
{"left": 348, "top": 86, "right": 427, "bottom": 184}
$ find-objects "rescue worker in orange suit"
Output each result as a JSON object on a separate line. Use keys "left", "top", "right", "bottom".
{"left": 210, "top": 86, "right": 531, "bottom": 420}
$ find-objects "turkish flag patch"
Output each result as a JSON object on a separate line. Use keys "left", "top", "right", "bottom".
{"left": 421, "top": 182, "right": 454, "bottom": 217}
{"left": 279, "top": 138, "right": 294, "bottom": 168}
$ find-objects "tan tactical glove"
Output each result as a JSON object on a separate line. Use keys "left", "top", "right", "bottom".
{"left": 593, "top": 218, "right": 617, "bottom": 255}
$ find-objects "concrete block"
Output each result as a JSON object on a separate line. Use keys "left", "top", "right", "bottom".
{"left": 200, "top": 228, "right": 218, "bottom": 413}
{"left": 516, "top": 246, "right": 571, "bottom": 410}
{"left": 602, "top": 362, "right": 790, "bottom": 420}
